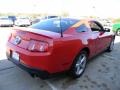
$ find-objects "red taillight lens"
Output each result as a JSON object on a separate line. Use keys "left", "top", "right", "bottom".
{"left": 28, "top": 40, "right": 49, "bottom": 52}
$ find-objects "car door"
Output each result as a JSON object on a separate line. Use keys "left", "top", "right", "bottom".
{"left": 94, "top": 21, "right": 112, "bottom": 50}
{"left": 89, "top": 21, "right": 107, "bottom": 54}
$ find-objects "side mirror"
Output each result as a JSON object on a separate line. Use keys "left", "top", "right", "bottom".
{"left": 104, "top": 28, "right": 110, "bottom": 32}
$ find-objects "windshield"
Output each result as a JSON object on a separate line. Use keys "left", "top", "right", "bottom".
{"left": 30, "top": 18, "right": 78, "bottom": 33}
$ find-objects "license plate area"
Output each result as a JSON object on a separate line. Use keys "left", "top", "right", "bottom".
{"left": 12, "top": 51, "right": 19, "bottom": 61}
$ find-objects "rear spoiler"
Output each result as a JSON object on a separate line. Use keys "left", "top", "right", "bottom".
{"left": 13, "top": 27, "right": 61, "bottom": 39}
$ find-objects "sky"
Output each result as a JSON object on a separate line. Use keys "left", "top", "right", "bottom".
{"left": 0, "top": 0, "right": 119, "bottom": 18}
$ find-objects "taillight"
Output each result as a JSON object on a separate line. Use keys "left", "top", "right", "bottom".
{"left": 28, "top": 40, "right": 49, "bottom": 52}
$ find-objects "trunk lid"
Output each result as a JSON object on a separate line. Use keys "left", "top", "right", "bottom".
{"left": 9, "top": 27, "right": 57, "bottom": 49}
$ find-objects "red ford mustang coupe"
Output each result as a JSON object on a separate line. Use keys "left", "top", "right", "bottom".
{"left": 6, "top": 18, "right": 115, "bottom": 79}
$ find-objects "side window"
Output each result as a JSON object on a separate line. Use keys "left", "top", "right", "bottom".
{"left": 90, "top": 22, "right": 101, "bottom": 31}
{"left": 76, "top": 24, "right": 88, "bottom": 32}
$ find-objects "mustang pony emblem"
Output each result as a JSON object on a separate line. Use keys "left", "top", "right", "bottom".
{"left": 13, "top": 36, "right": 21, "bottom": 45}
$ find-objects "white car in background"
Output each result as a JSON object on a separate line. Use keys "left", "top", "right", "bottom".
{"left": 0, "top": 17, "right": 13, "bottom": 27}
{"left": 32, "top": 16, "right": 59, "bottom": 24}
{"left": 96, "top": 18, "right": 113, "bottom": 29}
{"left": 103, "top": 20, "right": 113, "bottom": 29}
{"left": 15, "top": 18, "right": 31, "bottom": 26}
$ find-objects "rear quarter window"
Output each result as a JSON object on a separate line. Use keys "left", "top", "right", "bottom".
{"left": 76, "top": 24, "right": 88, "bottom": 32}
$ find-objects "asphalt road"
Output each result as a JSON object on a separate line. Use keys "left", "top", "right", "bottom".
{"left": 0, "top": 27, "right": 120, "bottom": 90}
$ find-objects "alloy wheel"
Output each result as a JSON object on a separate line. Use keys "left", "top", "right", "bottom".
{"left": 75, "top": 53, "right": 87, "bottom": 76}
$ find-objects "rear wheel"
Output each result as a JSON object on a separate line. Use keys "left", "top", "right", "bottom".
{"left": 70, "top": 51, "right": 88, "bottom": 78}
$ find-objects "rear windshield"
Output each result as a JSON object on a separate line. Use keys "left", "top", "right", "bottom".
{"left": 30, "top": 18, "right": 78, "bottom": 33}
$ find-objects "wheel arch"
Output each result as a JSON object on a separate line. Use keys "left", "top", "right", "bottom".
{"left": 117, "top": 28, "right": 120, "bottom": 31}
{"left": 113, "top": 27, "right": 120, "bottom": 34}
{"left": 73, "top": 47, "right": 90, "bottom": 63}
{"left": 79, "top": 47, "right": 90, "bottom": 57}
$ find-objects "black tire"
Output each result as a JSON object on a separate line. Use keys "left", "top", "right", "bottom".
{"left": 107, "top": 39, "right": 114, "bottom": 52}
{"left": 70, "top": 51, "right": 88, "bottom": 78}
{"left": 117, "top": 29, "right": 120, "bottom": 36}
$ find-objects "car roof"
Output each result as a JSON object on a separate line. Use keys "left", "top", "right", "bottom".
{"left": 49, "top": 17, "right": 99, "bottom": 28}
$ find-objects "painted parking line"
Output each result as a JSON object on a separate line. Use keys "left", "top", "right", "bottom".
{"left": 0, "top": 66, "right": 16, "bottom": 71}
{"left": 44, "top": 80, "right": 58, "bottom": 90}
{"left": 34, "top": 76, "right": 58, "bottom": 90}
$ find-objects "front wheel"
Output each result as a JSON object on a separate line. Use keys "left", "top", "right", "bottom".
{"left": 107, "top": 39, "right": 114, "bottom": 52}
{"left": 70, "top": 51, "right": 88, "bottom": 78}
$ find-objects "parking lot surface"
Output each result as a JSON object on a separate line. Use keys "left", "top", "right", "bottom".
{"left": 0, "top": 27, "right": 120, "bottom": 90}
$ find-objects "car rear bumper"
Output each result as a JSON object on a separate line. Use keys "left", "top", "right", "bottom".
{"left": 6, "top": 42, "right": 69, "bottom": 75}
{"left": 6, "top": 52, "right": 50, "bottom": 79}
